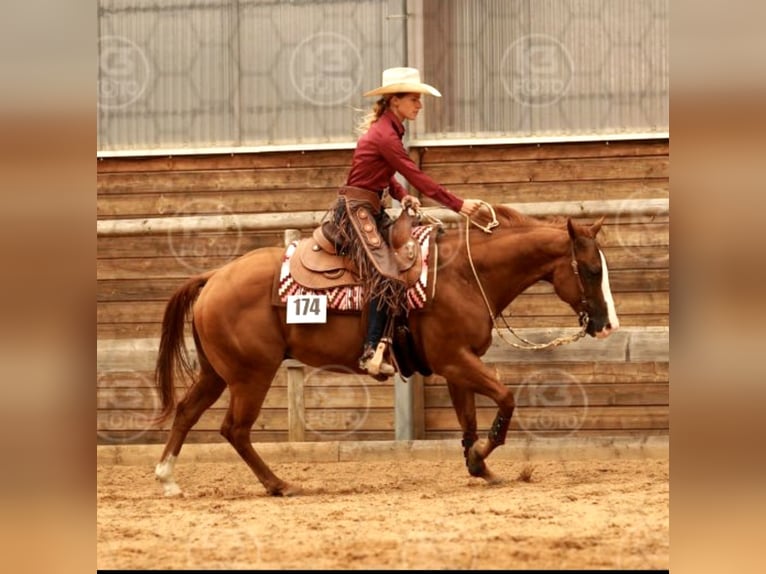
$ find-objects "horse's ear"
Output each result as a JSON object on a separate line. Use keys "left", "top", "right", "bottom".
{"left": 590, "top": 216, "right": 606, "bottom": 236}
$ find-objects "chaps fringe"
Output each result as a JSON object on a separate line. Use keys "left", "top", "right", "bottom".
{"left": 329, "top": 199, "right": 409, "bottom": 317}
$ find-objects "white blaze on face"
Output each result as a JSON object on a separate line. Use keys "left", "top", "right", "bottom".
{"left": 599, "top": 250, "right": 619, "bottom": 330}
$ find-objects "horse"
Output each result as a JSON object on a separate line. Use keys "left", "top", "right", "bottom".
{"left": 152, "top": 204, "right": 619, "bottom": 496}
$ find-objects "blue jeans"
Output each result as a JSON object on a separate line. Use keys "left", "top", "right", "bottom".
{"left": 365, "top": 296, "right": 388, "bottom": 349}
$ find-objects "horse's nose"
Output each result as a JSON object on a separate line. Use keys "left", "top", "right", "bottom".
{"left": 596, "top": 323, "right": 615, "bottom": 339}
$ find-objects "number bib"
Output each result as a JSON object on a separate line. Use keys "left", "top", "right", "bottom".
{"left": 286, "top": 294, "right": 328, "bottom": 324}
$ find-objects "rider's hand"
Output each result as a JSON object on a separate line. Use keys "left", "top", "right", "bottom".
{"left": 459, "top": 199, "right": 483, "bottom": 218}
{"left": 402, "top": 194, "right": 421, "bottom": 211}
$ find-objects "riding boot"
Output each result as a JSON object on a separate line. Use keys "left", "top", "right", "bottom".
{"left": 359, "top": 297, "right": 395, "bottom": 376}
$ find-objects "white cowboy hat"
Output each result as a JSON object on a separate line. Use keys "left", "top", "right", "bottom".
{"left": 363, "top": 67, "right": 442, "bottom": 98}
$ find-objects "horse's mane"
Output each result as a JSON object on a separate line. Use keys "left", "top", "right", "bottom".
{"left": 493, "top": 204, "right": 567, "bottom": 229}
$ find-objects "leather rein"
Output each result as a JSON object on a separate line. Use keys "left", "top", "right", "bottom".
{"left": 460, "top": 202, "right": 589, "bottom": 350}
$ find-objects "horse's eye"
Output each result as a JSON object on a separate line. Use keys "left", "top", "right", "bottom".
{"left": 582, "top": 265, "right": 602, "bottom": 279}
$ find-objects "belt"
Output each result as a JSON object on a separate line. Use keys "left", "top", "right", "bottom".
{"left": 338, "top": 185, "right": 382, "bottom": 214}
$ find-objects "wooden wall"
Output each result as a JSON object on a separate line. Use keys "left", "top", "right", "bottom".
{"left": 97, "top": 139, "right": 669, "bottom": 445}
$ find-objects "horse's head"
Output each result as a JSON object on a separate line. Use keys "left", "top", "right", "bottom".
{"left": 553, "top": 217, "right": 620, "bottom": 338}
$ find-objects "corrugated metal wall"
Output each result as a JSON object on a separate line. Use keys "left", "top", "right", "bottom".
{"left": 98, "top": 0, "right": 405, "bottom": 150}
{"left": 419, "top": 0, "right": 669, "bottom": 139}
{"left": 97, "top": 0, "right": 668, "bottom": 151}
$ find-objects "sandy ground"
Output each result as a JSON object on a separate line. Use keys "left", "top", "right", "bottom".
{"left": 97, "top": 455, "right": 668, "bottom": 570}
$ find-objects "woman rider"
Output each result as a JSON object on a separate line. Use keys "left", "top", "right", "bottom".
{"left": 332, "top": 67, "right": 482, "bottom": 375}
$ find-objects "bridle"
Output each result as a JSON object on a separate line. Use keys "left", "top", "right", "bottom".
{"left": 462, "top": 203, "right": 589, "bottom": 350}
{"left": 569, "top": 240, "right": 591, "bottom": 329}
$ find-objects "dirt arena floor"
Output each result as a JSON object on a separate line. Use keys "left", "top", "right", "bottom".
{"left": 97, "top": 451, "right": 668, "bottom": 570}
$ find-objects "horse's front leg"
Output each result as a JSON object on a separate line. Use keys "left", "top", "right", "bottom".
{"left": 446, "top": 381, "right": 479, "bottom": 469}
{"left": 465, "top": 409, "right": 512, "bottom": 484}
{"left": 442, "top": 355, "right": 515, "bottom": 484}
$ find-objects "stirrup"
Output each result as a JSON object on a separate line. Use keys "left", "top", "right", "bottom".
{"left": 359, "top": 341, "right": 394, "bottom": 376}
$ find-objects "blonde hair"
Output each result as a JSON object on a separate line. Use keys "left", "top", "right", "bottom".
{"left": 355, "top": 93, "right": 407, "bottom": 135}
{"left": 355, "top": 96, "right": 389, "bottom": 135}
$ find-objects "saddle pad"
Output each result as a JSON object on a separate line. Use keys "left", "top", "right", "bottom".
{"left": 277, "top": 224, "right": 433, "bottom": 313}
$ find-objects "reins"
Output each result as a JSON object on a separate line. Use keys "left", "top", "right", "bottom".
{"left": 460, "top": 202, "right": 588, "bottom": 350}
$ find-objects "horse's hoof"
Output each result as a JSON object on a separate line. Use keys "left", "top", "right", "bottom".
{"left": 466, "top": 446, "right": 487, "bottom": 477}
{"left": 268, "top": 482, "right": 303, "bottom": 497}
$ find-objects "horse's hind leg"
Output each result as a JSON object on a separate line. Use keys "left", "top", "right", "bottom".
{"left": 155, "top": 361, "right": 226, "bottom": 496}
{"left": 221, "top": 372, "right": 302, "bottom": 497}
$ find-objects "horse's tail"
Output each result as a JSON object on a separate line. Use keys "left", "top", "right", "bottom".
{"left": 153, "top": 271, "right": 213, "bottom": 425}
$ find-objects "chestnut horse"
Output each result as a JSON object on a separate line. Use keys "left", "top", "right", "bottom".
{"left": 153, "top": 205, "right": 619, "bottom": 496}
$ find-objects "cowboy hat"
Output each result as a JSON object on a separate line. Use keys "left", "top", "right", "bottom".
{"left": 363, "top": 67, "right": 442, "bottom": 97}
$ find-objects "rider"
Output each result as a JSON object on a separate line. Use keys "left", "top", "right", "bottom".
{"left": 334, "top": 67, "right": 482, "bottom": 376}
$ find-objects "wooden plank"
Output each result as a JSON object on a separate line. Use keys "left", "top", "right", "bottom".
{"left": 600, "top": 223, "right": 669, "bottom": 247}
{"left": 97, "top": 165, "right": 350, "bottom": 194}
{"left": 523, "top": 268, "right": 669, "bottom": 294}
{"left": 424, "top": 405, "right": 668, "bottom": 431}
{"left": 98, "top": 301, "right": 178, "bottom": 325}
{"left": 98, "top": 428, "right": 403, "bottom": 444}
{"left": 599, "top": 245, "right": 669, "bottom": 269}
{"left": 99, "top": 323, "right": 163, "bottom": 339}
{"left": 97, "top": 188, "right": 340, "bottom": 219}
{"left": 424, "top": 428, "right": 669, "bottom": 441}
{"left": 423, "top": 383, "right": 669, "bottom": 408}
{"left": 98, "top": 369, "right": 289, "bottom": 389}
{"left": 422, "top": 179, "right": 669, "bottom": 206}
{"left": 97, "top": 149, "right": 355, "bottom": 174}
{"left": 418, "top": 140, "right": 668, "bottom": 164}
{"left": 475, "top": 314, "right": 670, "bottom": 329}
{"left": 97, "top": 255, "right": 253, "bottom": 280}
{"left": 97, "top": 231, "right": 285, "bottom": 260}
{"left": 480, "top": 326, "right": 668, "bottom": 364}
{"left": 97, "top": 429, "right": 289, "bottom": 445}
{"left": 491, "top": 361, "right": 669, "bottom": 383}
{"left": 97, "top": 407, "right": 395, "bottom": 432}
{"left": 95, "top": 220, "right": 667, "bottom": 259}
{"left": 420, "top": 157, "right": 669, "bottom": 186}
{"left": 504, "top": 291, "right": 669, "bottom": 316}
{"left": 97, "top": 198, "right": 668, "bottom": 236}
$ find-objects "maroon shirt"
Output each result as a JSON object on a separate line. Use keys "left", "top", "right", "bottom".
{"left": 345, "top": 109, "right": 464, "bottom": 212}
